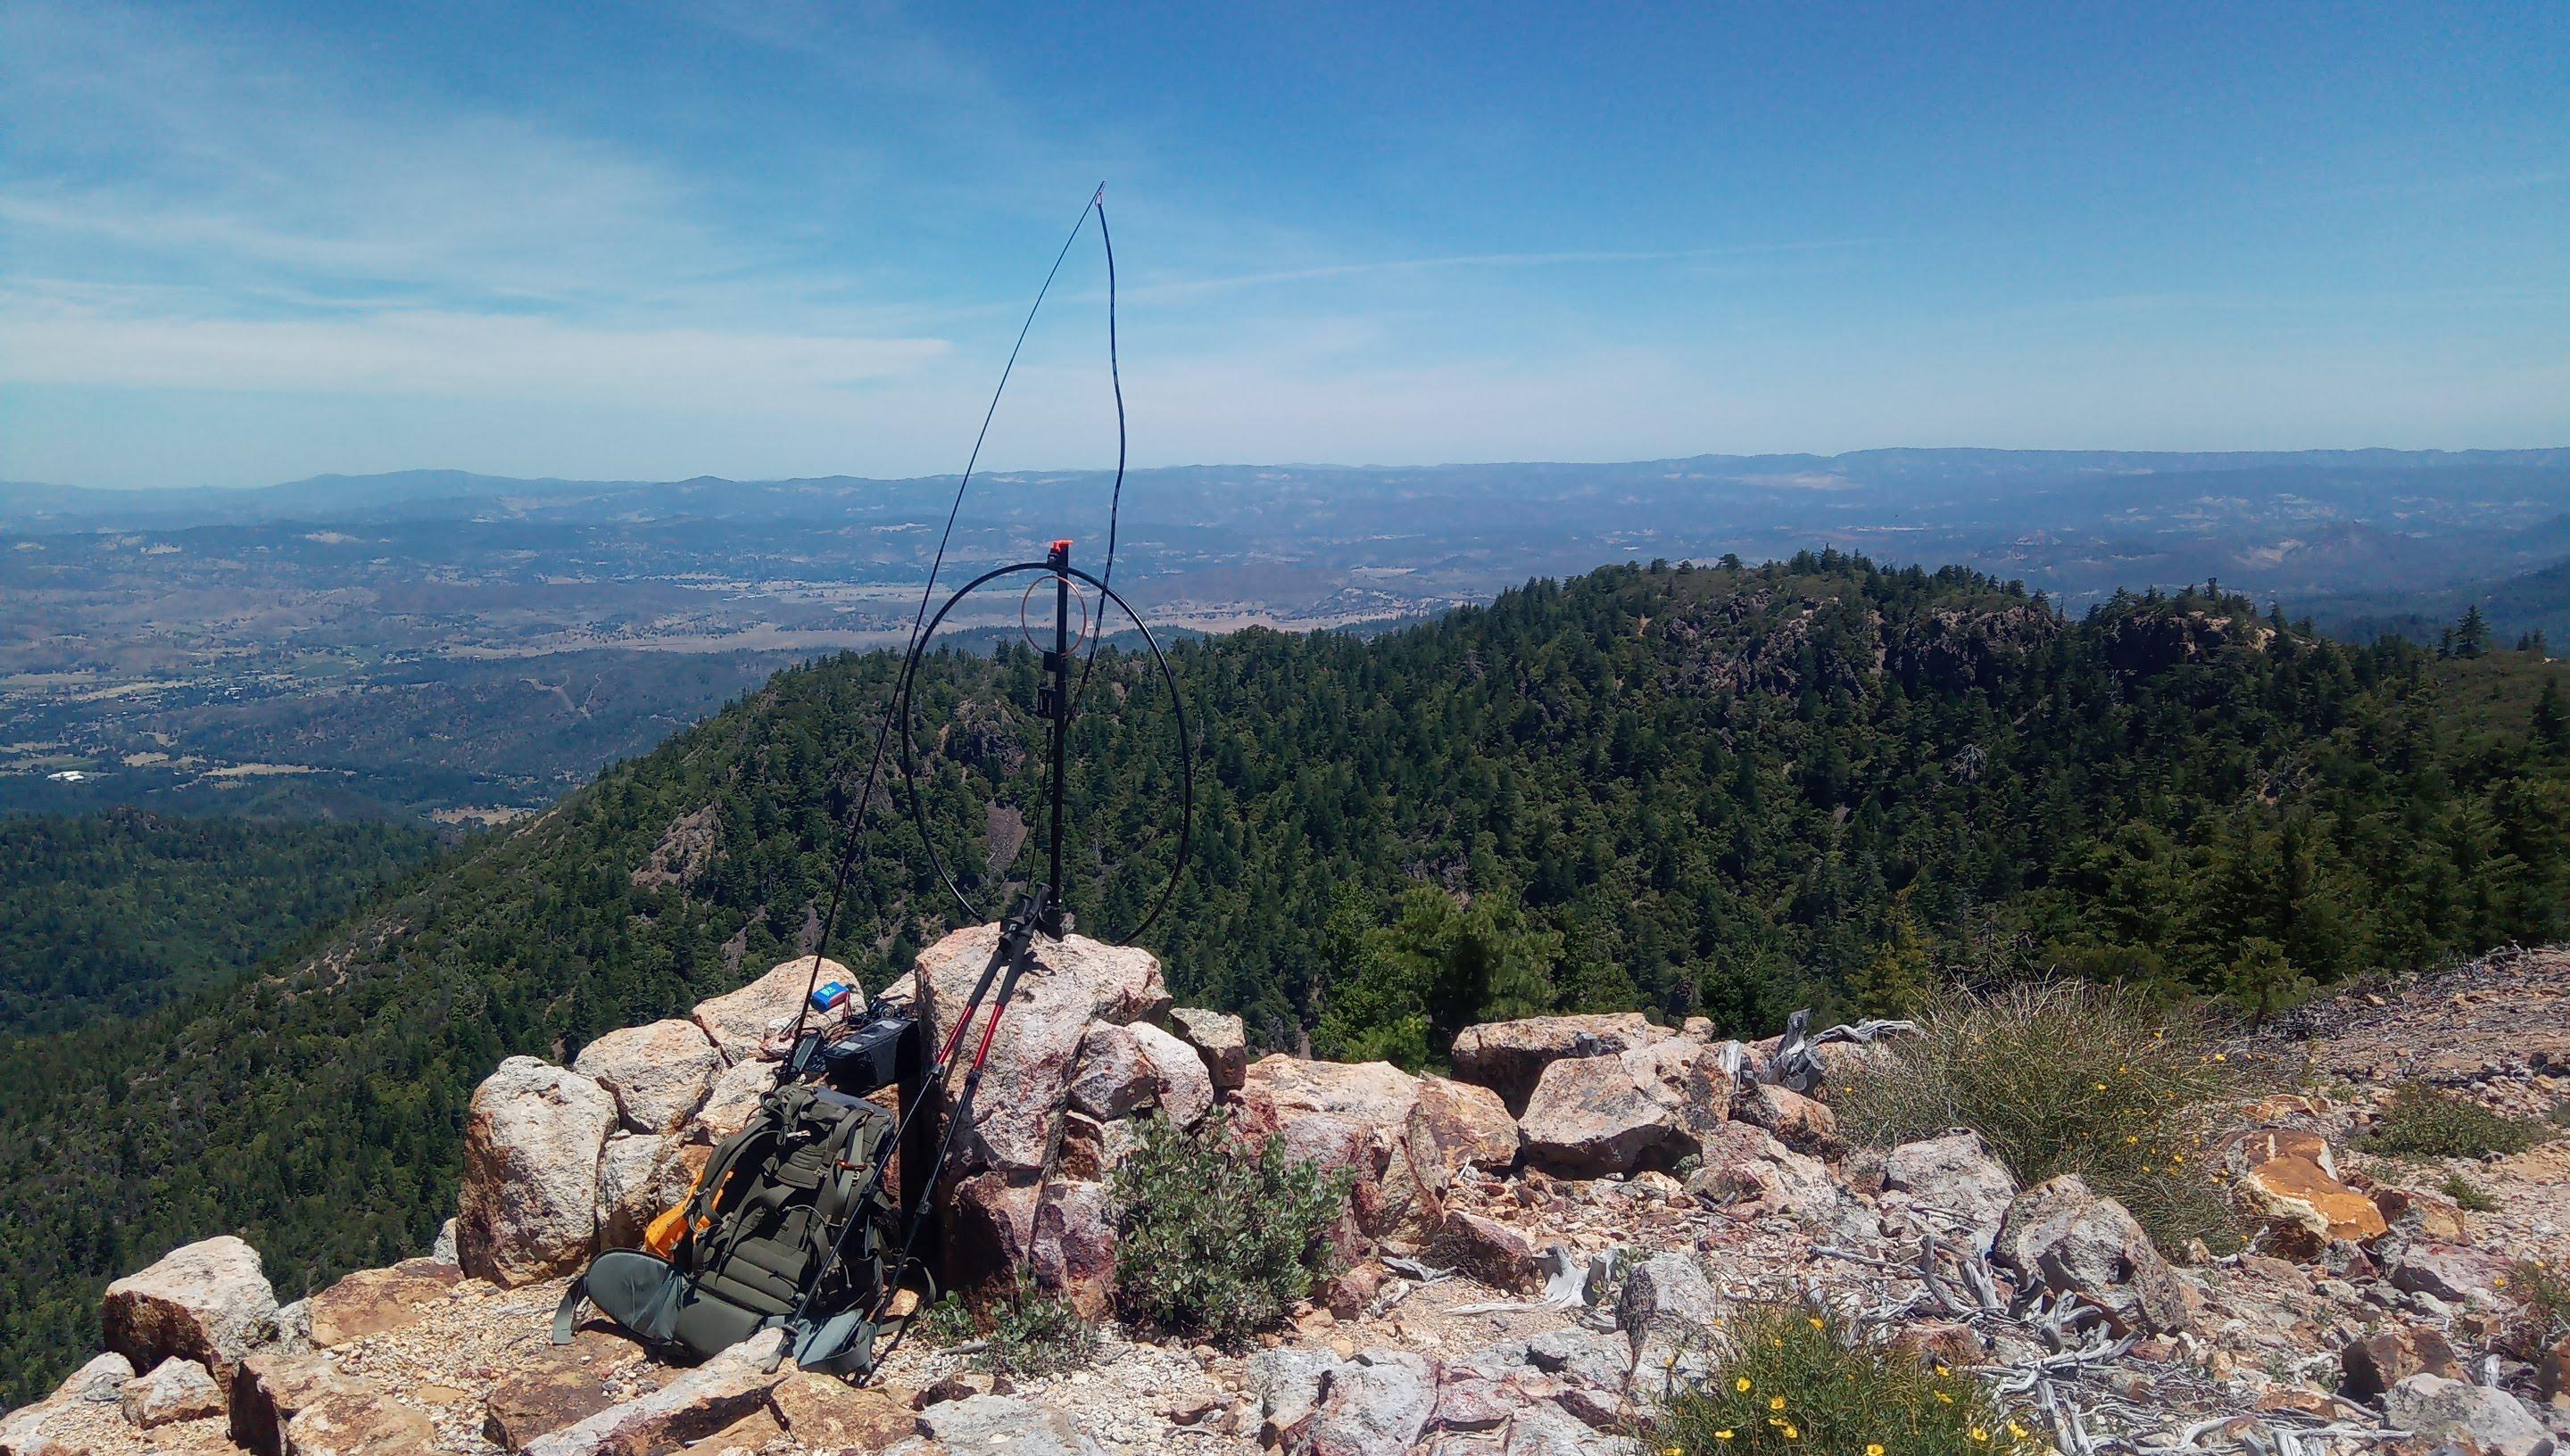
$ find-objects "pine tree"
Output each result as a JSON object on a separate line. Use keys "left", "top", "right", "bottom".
{"left": 2454, "top": 606, "right": 2490, "bottom": 658}
{"left": 2534, "top": 678, "right": 2570, "bottom": 757}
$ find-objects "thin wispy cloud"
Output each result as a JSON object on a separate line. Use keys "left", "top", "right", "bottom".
{"left": 0, "top": 292, "right": 949, "bottom": 407}
{"left": 1111, "top": 239, "right": 1870, "bottom": 304}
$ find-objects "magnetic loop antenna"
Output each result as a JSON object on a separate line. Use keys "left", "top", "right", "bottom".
{"left": 1017, "top": 573, "right": 1093, "bottom": 656}
{"left": 896, "top": 557, "right": 1192, "bottom": 947}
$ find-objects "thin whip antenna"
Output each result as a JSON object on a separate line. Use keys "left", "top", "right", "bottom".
{"left": 784, "top": 185, "right": 1104, "bottom": 1052}
{"left": 1073, "top": 195, "right": 1125, "bottom": 706}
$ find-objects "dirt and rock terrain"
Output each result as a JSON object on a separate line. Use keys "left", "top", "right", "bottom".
{"left": 9, "top": 939, "right": 2568, "bottom": 1456}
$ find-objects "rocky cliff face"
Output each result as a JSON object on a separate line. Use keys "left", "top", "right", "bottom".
{"left": 9, "top": 939, "right": 2569, "bottom": 1456}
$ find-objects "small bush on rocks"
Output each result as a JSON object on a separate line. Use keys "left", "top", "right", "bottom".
{"left": 913, "top": 1293, "right": 979, "bottom": 1348}
{"left": 1110, "top": 1107, "right": 1353, "bottom": 1344}
{"left": 2439, "top": 1171, "right": 2501, "bottom": 1212}
{"left": 2359, "top": 1084, "right": 2549, "bottom": 1160}
{"left": 1647, "top": 1302, "right": 2043, "bottom": 1456}
{"left": 983, "top": 1270, "right": 1100, "bottom": 1376}
{"left": 909, "top": 1274, "right": 1100, "bottom": 1375}
{"left": 2501, "top": 1257, "right": 2570, "bottom": 1356}
{"left": 1834, "top": 980, "right": 2247, "bottom": 1254}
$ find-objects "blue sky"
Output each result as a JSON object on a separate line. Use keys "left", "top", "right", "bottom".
{"left": 2, "top": 1, "right": 2564, "bottom": 489}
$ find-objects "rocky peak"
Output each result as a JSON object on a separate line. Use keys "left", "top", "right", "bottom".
{"left": 12, "top": 943, "right": 2570, "bottom": 1456}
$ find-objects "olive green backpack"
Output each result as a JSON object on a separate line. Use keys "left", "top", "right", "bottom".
{"left": 552, "top": 1081, "right": 904, "bottom": 1375}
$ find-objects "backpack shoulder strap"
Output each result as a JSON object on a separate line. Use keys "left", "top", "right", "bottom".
{"left": 550, "top": 1275, "right": 587, "bottom": 1345}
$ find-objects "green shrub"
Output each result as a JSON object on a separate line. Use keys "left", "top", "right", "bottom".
{"left": 2360, "top": 1085, "right": 2549, "bottom": 1160}
{"left": 912, "top": 1293, "right": 979, "bottom": 1348}
{"left": 2439, "top": 1172, "right": 2501, "bottom": 1212}
{"left": 982, "top": 1270, "right": 1100, "bottom": 1376}
{"left": 1646, "top": 1303, "right": 2043, "bottom": 1456}
{"left": 1834, "top": 980, "right": 2248, "bottom": 1254}
{"left": 907, "top": 1273, "right": 1098, "bottom": 1376}
{"left": 1110, "top": 1108, "right": 1353, "bottom": 1344}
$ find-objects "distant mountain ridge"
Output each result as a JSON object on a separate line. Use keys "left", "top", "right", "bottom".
{"left": 10, "top": 447, "right": 2569, "bottom": 534}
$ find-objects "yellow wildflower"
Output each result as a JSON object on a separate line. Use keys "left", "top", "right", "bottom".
{"left": 1736, "top": 1377, "right": 1753, "bottom": 1393}
{"left": 1715, "top": 1434, "right": 1734, "bottom": 1443}
{"left": 1770, "top": 1396, "right": 1787, "bottom": 1411}
{"left": 1972, "top": 1428, "right": 1991, "bottom": 1443}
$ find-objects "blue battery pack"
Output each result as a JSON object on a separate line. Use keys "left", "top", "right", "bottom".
{"left": 808, "top": 980, "right": 852, "bottom": 1013}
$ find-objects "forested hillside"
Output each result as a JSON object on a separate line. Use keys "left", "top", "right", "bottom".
{"left": 0, "top": 810, "right": 440, "bottom": 1035}
{"left": 6, "top": 553, "right": 2569, "bottom": 1400}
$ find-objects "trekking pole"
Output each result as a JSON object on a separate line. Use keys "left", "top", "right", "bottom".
{"left": 863, "top": 548, "right": 1080, "bottom": 1316}
{"left": 788, "top": 560, "right": 1082, "bottom": 1361}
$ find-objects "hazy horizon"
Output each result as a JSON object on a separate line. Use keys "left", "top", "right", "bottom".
{"left": 14, "top": 443, "right": 2570, "bottom": 498}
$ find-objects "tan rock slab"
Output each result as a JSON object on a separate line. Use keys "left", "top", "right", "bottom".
{"left": 693, "top": 959, "right": 852, "bottom": 1065}
{"left": 1516, "top": 1051, "right": 1696, "bottom": 1179}
{"left": 765, "top": 1374, "right": 917, "bottom": 1450}
{"left": 686, "top": 1060, "right": 775, "bottom": 1146}
{"left": 481, "top": 1330, "right": 651, "bottom": 1452}
{"left": 1436, "top": 1211, "right": 1540, "bottom": 1292}
{"left": 1406, "top": 1076, "right": 1519, "bottom": 1176}
{"left": 1167, "top": 1007, "right": 1248, "bottom": 1090}
{"left": 283, "top": 1386, "right": 434, "bottom": 1456}
{"left": 2239, "top": 1154, "right": 2388, "bottom": 1249}
{"left": 1243, "top": 1055, "right": 1421, "bottom": 1131}
{"left": 689, "top": 1408, "right": 784, "bottom": 1456}
{"left": 228, "top": 1353, "right": 362, "bottom": 1456}
{"left": 306, "top": 1260, "right": 464, "bottom": 1349}
{"left": 520, "top": 1331, "right": 791, "bottom": 1456}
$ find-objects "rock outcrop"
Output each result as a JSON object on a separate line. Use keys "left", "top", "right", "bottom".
{"left": 304, "top": 1259, "right": 464, "bottom": 1349}
{"left": 692, "top": 957, "right": 851, "bottom": 1064}
{"left": 1167, "top": 1007, "right": 1249, "bottom": 1091}
{"left": 1514, "top": 1041, "right": 1721, "bottom": 1178}
{"left": 100, "top": 1236, "right": 281, "bottom": 1393}
{"left": 521, "top": 1332, "right": 790, "bottom": 1456}
{"left": 119, "top": 1361, "right": 223, "bottom": 1429}
{"left": 571, "top": 1020, "right": 724, "bottom": 1136}
{"left": 1880, "top": 1130, "right": 2017, "bottom": 1252}
{"left": 25, "top": 936, "right": 2570, "bottom": 1456}
{"left": 1448, "top": 1012, "right": 1662, "bottom": 1114}
{"left": 893, "top": 927, "right": 1169, "bottom": 1176}
{"left": 456, "top": 1057, "right": 619, "bottom": 1287}
{"left": 2380, "top": 1374, "right": 2551, "bottom": 1456}
{"left": 1994, "top": 1175, "right": 2190, "bottom": 1336}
